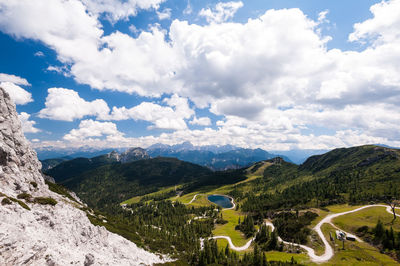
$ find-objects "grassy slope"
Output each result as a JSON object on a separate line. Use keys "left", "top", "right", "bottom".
{"left": 125, "top": 160, "right": 272, "bottom": 206}
{"left": 213, "top": 209, "right": 248, "bottom": 246}
{"left": 51, "top": 157, "right": 232, "bottom": 210}
{"left": 214, "top": 238, "right": 311, "bottom": 264}
{"left": 163, "top": 166, "right": 270, "bottom": 248}
{"left": 320, "top": 223, "right": 398, "bottom": 265}
{"left": 121, "top": 185, "right": 179, "bottom": 205}
{"left": 333, "top": 206, "right": 400, "bottom": 234}
{"left": 213, "top": 203, "right": 400, "bottom": 264}
{"left": 265, "top": 251, "right": 311, "bottom": 265}
{"left": 300, "top": 145, "right": 400, "bottom": 195}
{"left": 187, "top": 194, "right": 214, "bottom": 207}
{"left": 267, "top": 145, "right": 400, "bottom": 202}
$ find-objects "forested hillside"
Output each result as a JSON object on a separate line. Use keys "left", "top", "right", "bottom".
{"left": 242, "top": 145, "right": 400, "bottom": 213}
{"left": 46, "top": 157, "right": 246, "bottom": 210}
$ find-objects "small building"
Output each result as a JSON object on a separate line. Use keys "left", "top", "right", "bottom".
{"left": 336, "top": 230, "right": 346, "bottom": 240}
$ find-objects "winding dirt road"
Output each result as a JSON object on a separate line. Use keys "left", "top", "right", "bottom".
{"left": 209, "top": 204, "right": 399, "bottom": 263}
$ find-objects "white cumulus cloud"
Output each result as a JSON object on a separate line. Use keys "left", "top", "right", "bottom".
{"left": 157, "top": 8, "right": 171, "bottom": 20}
{"left": 189, "top": 116, "right": 212, "bottom": 126}
{"left": 107, "top": 94, "right": 194, "bottom": 130}
{"left": 0, "top": 73, "right": 32, "bottom": 105}
{"left": 199, "top": 1, "right": 243, "bottom": 24}
{"left": 0, "top": 81, "right": 33, "bottom": 105}
{"left": 349, "top": 0, "right": 400, "bottom": 44}
{"left": 3, "top": 0, "right": 400, "bottom": 150}
{"left": 63, "top": 119, "right": 123, "bottom": 141}
{"left": 82, "top": 0, "right": 165, "bottom": 22}
{"left": 18, "top": 112, "right": 41, "bottom": 133}
{"left": 0, "top": 73, "right": 30, "bottom": 86}
{"left": 38, "top": 88, "right": 196, "bottom": 131}
{"left": 38, "top": 88, "right": 110, "bottom": 121}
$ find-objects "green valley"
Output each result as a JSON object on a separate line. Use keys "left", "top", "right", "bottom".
{"left": 45, "top": 145, "right": 400, "bottom": 265}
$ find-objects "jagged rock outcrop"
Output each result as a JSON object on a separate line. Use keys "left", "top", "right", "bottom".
{"left": 0, "top": 87, "right": 167, "bottom": 265}
{"left": 120, "top": 147, "right": 149, "bottom": 163}
{"left": 106, "top": 150, "right": 120, "bottom": 161}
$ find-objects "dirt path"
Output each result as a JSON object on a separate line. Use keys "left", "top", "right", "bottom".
{"left": 209, "top": 236, "right": 254, "bottom": 251}
{"left": 208, "top": 204, "right": 398, "bottom": 262}
{"left": 185, "top": 194, "right": 202, "bottom": 204}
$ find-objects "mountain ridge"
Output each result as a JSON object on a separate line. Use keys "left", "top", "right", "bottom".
{"left": 40, "top": 143, "right": 293, "bottom": 171}
{"left": 46, "top": 156, "right": 246, "bottom": 210}
{"left": 147, "top": 145, "right": 292, "bottom": 170}
{"left": 240, "top": 144, "right": 400, "bottom": 213}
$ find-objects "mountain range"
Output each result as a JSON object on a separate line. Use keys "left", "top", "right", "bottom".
{"left": 147, "top": 142, "right": 292, "bottom": 170}
{"left": 41, "top": 142, "right": 293, "bottom": 171}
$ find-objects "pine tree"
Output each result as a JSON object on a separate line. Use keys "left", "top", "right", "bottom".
{"left": 253, "top": 244, "right": 262, "bottom": 265}
{"left": 225, "top": 244, "right": 230, "bottom": 257}
{"left": 374, "top": 220, "right": 384, "bottom": 243}
{"left": 262, "top": 252, "right": 268, "bottom": 266}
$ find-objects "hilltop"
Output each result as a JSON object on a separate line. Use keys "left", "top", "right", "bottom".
{"left": 45, "top": 147, "right": 149, "bottom": 181}
{"left": 241, "top": 145, "right": 400, "bottom": 212}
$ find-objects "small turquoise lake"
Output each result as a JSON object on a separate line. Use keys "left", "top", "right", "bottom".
{"left": 207, "top": 195, "right": 233, "bottom": 208}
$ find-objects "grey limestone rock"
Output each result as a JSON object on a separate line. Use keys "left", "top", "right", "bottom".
{"left": 0, "top": 87, "right": 168, "bottom": 266}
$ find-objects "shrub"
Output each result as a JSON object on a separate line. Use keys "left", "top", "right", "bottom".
{"left": 9, "top": 197, "right": 31, "bottom": 210}
{"left": 215, "top": 217, "right": 228, "bottom": 224}
{"left": 34, "top": 197, "right": 57, "bottom": 206}
{"left": 45, "top": 181, "right": 77, "bottom": 203}
{"left": 2, "top": 196, "right": 31, "bottom": 210}
{"left": 356, "top": 225, "right": 370, "bottom": 238}
{"left": 1, "top": 197, "right": 11, "bottom": 205}
{"left": 30, "top": 181, "right": 38, "bottom": 188}
{"left": 17, "top": 192, "right": 32, "bottom": 201}
{"left": 357, "top": 225, "right": 369, "bottom": 233}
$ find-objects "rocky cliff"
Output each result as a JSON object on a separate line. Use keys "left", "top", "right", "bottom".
{"left": 120, "top": 147, "right": 150, "bottom": 163}
{"left": 0, "top": 87, "right": 167, "bottom": 265}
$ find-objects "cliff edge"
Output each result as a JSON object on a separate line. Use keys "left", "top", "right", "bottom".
{"left": 0, "top": 87, "right": 167, "bottom": 266}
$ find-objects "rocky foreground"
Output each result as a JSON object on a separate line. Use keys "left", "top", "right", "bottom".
{"left": 0, "top": 87, "right": 167, "bottom": 266}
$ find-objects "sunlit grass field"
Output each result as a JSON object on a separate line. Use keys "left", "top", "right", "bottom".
{"left": 213, "top": 209, "right": 249, "bottom": 246}
{"left": 320, "top": 223, "right": 398, "bottom": 265}
{"left": 333, "top": 205, "right": 400, "bottom": 232}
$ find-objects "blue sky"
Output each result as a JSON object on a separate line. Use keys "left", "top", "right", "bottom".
{"left": 0, "top": 0, "right": 399, "bottom": 151}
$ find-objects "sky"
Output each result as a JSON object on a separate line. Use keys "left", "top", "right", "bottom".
{"left": 1, "top": 0, "right": 400, "bottom": 151}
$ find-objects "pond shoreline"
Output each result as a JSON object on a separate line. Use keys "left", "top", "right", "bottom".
{"left": 207, "top": 194, "right": 236, "bottom": 210}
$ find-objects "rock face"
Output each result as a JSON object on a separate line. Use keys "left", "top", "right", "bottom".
{"left": 0, "top": 88, "right": 167, "bottom": 265}
{"left": 0, "top": 88, "right": 45, "bottom": 197}
{"left": 120, "top": 147, "right": 150, "bottom": 163}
